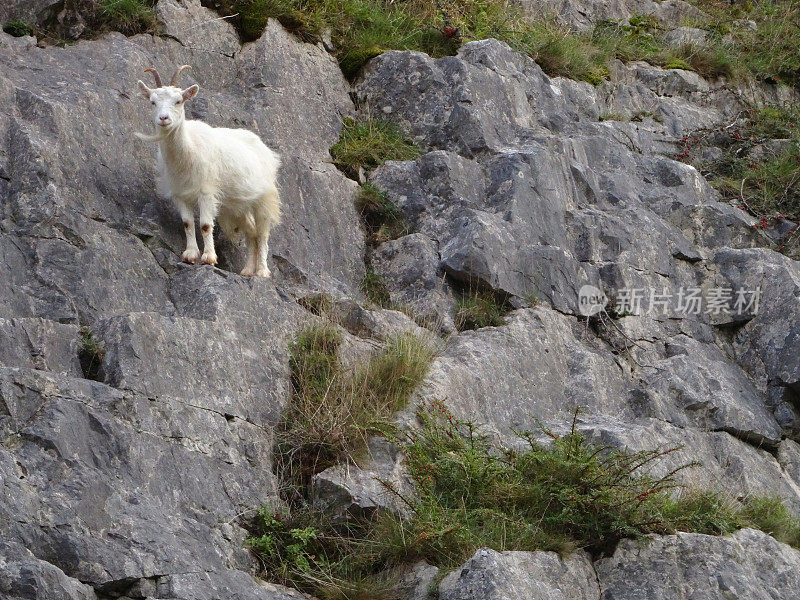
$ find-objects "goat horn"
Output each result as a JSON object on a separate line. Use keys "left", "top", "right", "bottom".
{"left": 170, "top": 65, "right": 191, "bottom": 87}
{"left": 144, "top": 68, "right": 163, "bottom": 88}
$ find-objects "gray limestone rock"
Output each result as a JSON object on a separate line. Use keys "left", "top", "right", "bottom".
{"left": 597, "top": 528, "right": 800, "bottom": 599}
{"left": 439, "top": 548, "right": 599, "bottom": 600}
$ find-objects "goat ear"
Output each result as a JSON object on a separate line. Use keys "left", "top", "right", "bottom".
{"left": 182, "top": 84, "right": 199, "bottom": 102}
{"left": 138, "top": 80, "right": 153, "bottom": 100}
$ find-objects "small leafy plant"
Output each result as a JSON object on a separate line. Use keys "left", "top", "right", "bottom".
{"left": 78, "top": 326, "right": 105, "bottom": 381}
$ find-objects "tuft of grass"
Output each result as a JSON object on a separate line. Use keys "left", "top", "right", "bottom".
{"left": 454, "top": 287, "right": 512, "bottom": 331}
{"left": 97, "top": 0, "right": 158, "bottom": 35}
{"left": 356, "top": 183, "right": 409, "bottom": 245}
{"left": 740, "top": 496, "right": 800, "bottom": 548}
{"left": 78, "top": 326, "right": 105, "bottom": 381}
{"left": 3, "top": 20, "right": 33, "bottom": 37}
{"left": 276, "top": 323, "right": 436, "bottom": 498}
{"left": 331, "top": 118, "right": 422, "bottom": 177}
{"left": 360, "top": 268, "right": 392, "bottom": 308}
{"left": 688, "top": 0, "right": 800, "bottom": 87}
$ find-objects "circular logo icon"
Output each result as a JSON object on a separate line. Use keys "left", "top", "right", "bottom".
{"left": 578, "top": 285, "right": 607, "bottom": 317}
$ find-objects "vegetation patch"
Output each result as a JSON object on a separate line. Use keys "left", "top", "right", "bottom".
{"left": 674, "top": 104, "right": 800, "bottom": 256}
{"left": 96, "top": 0, "right": 159, "bottom": 35}
{"left": 688, "top": 0, "right": 800, "bottom": 87}
{"left": 78, "top": 326, "right": 106, "bottom": 381}
{"left": 252, "top": 402, "right": 800, "bottom": 598}
{"left": 454, "top": 286, "right": 513, "bottom": 331}
{"left": 359, "top": 268, "right": 392, "bottom": 308}
{"left": 205, "top": 0, "right": 799, "bottom": 89}
{"left": 2, "top": 20, "right": 33, "bottom": 37}
{"left": 356, "top": 183, "right": 409, "bottom": 245}
{"left": 275, "top": 322, "right": 435, "bottom": 499}
{"left": 331, "top": 118, "right": 422, "bottom": 178}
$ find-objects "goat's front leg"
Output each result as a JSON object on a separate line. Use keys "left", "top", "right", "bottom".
{"left": 198, "top": 196, "right": 219, "bottom": 266}
{"left": 178, "top": 202, "right": 200, "bottom": 264}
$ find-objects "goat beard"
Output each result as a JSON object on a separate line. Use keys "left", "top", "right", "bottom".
{"left": 135, "top": 130, "right": 167, "bottom": 143}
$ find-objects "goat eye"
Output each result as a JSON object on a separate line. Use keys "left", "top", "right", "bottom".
{"left": 151, "top": 100, "right": 155, "bottom": 105}
{"left": 175, "top": 100, "right": 182, "bottom": 105}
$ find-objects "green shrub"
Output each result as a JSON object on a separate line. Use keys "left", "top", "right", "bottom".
{"left": 454, "top": 287, "right": 512, "bottom": 331}
{"left": 253, "top": 403, "right": 800, "bottom": 598}
{"left": 374, "top": 403, "right": 722, "bottom": 566}
{"left": 3, "top": 20, "right": 33, "bottom": 37}
{"left": 331, "top": 118, "right": 422, "bottom": 177}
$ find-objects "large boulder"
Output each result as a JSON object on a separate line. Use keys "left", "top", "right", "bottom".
{"left": 596, "top": 528, "right": 800, "bottom": 599}
{"left": 439, "top": 548, "right": 599, "bottom": 600}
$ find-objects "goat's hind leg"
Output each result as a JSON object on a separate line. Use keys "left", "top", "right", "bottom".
{"left": 253, "top": 192, "right": 279, "bottom": 278}
{"left": 240, "top": 236, "right": 257, "bottom": 278}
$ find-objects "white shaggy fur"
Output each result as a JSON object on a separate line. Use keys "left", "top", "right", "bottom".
{"left": 136, "top": 66, "right": 281, "bottom": 278}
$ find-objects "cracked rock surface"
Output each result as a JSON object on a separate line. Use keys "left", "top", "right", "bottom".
{"left": 1, "top": 0, "right": 799, "bottom": 597}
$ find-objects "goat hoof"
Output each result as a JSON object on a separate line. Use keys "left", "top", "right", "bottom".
{"left": 201, "top": 253, "right": 218, "bottom": 266}
{"left": 181, "top": 249, "right": 200, "bottom": 264}
{"left": 240, "top": 268, "right": 254, "bottom": 278}
{"left": 254, "top": 268, "right": 271, "bottom": 278}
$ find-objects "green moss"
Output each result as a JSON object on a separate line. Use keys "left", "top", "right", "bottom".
{"left": 663, "top": 57, "right": 694, "bottom": 71}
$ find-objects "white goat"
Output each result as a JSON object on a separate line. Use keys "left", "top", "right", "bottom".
{"left": 136, "top": 65, "right": 281, "bottom": 278}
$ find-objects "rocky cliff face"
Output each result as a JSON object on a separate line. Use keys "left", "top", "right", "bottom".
{"left": 1, "top": 1, "right": 799, "bottom": 599}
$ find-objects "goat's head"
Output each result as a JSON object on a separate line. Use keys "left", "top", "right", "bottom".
{"left": 137, "top": 65, "right": 199, "bottom": 131}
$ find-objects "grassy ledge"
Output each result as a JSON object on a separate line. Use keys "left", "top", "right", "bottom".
{"left": 208, "top": 0, "right": 799, "bottom": 87}
{"left": 251, "top": 402, "right": 800, "bottom": 599}
{"left": 3, "top": 0, "right": 158, "bottom": 41}
{"left": 331, "top": 118, "right": 422, "bottom": 178}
